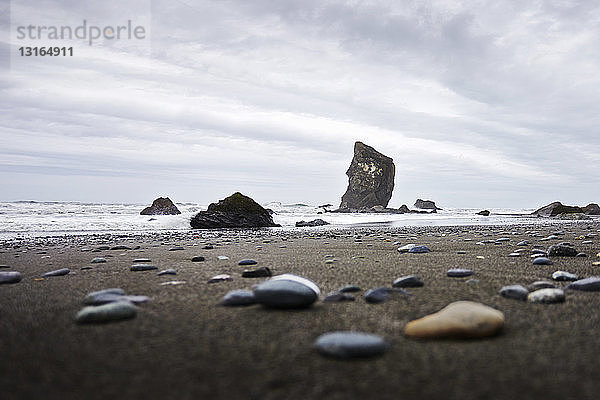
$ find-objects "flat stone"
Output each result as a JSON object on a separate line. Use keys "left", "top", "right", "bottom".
{"left": 0, "top": 264, "right": 9, "bottom": 268}
{"left": 576, "top": 252, "right": 587, "bottom": 258}
{"left": 91, "top": 257, "right": 107, "bottom": 264}
{"left": 157, "top": 269, "right": 177, "bottom": 276}
{"left": 217, "top": 256, "right": 229, "bottom": 261}
{"left": 191, "top": 256, "right": 205, "bottom": 262}
{"left": 207, "top": 274, "right": 233, "bottom": 283}
{"left": 508, "top": 252, "right": 521, "bottom": 257}
{"left": 130, "top": 264, "right": 158, "bottom": 271}
{"left": 83, "top": 288, "right": 125, "bottom": 304}
{"left": 110, "top": 245, "right": 132, "bottom": 250}
{"left": 323, "top": 292, "right": 356, "bottom": 302}
{"left": 528, "top": 281, "right": 556, "bottom": 290}
{"left": 447, "top": 268, "right": 474, "bottom": 277}
{"left": 392, "top": 275, "right": 424, "bottom": 288}
{"left": 528, "top": 288, "right": 565, "bottom": 303}
{"left": 221, "top": 289, "right": 256, "bottom": 306}
{"left": 566, "top": 277, "right": 600, "bottom": 292}
{"left": 75, "top": 301, "right": 137, "bottom": 324}
{"left": 203, "top": 245, "right": 214, "bottom": 250}
{"left": 408, "top": 245, "right": 431, "bottom": 254}
{"left": 253, "top": 274, "right": 320, "bottom": 309}
{"left": 168, "top": 246, "right": 184, "bottom": 251}
{"left": 84, "top": 293, "right": 150, "bottom": 305}
{"left": 517, "top": 241, "right": 530, "bottom": 246}
{"left": 551, "top": 271, "right": 578, "bottom": 281}
{"left": 241, "top": 266, "right": 272, "bottom": 278}
{"left": 339, "top": 285, "right": 361, "bottom": 293}
{"left": 499, "top": 285, "right": 529, "bottom": 301}
{"left": 133, "top": 258, "right": 151, "bottom": 263}
{"left": 160, "top": 281, "right": 186, "bottom": 286}
{"left": 397, "top": 244, "right": 417, "bottom": 253}
{"left": 533, "top": 257, "right": 553, "bottom": 265}
{"left": 42, "top": 268, "right": 70, "bottom": 277}
{"left": 96, "top": 246, "right": 110, "bottom": 251}
{"left": 404, "top": 301, "right": 504, "bottom": 339}
{"left": 364, "top": 287, "right": 407, "bottom": 304}
{"left": 315, "top": 331, "right": 389, "bottom": 359}
{"left": 238, "top": 259, "right": 258, "bottom": 266}
{"left": 547, "top": 244, "right": 578, "bottom": 257}
{"left": 0, "top": 271, "right": 22, "bottom": 284}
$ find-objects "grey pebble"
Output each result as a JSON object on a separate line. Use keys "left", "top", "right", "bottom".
{"left": 42, "top": 268, "right": 70, "bottom": 277}
{"left": 447, "top": 268, "right": 474, "bottom": 277}
{"left": 238, "top": 259, "right": 258, "bottom": 266}
{"left": 157, "top": 269, "right": 177, "bottom": 276}
{"left": 75, "top": 301, "right": 137, "bottom": 324}
{"left": 207, "top": 274, "right": 233, "bottom": 284}
{"left": 191, "top": 256, "right": 205, "bottom": 262}
{"left": 566, "top": 277, "right": 600, "bottom": 292}
{"left": 533, "top": 257, "right": 553, "bottom": 265}
{"left": 0, "top": 271, "right": 22, "bottom": 284}
{"left": 130, "top": 264, "right": 158, "bottom": 271}
{"left": 500, "top": 284, "right": 529, "bottom": 301}
{"left": 323, "top": 292, "right": 356, "bottom": 302}
{"left": 253, "top": 274, "right": 320, "bottom": 309}
{"left": 528, "top": 288, "right": 565, "bottom": 303}
{"left": 551, "top": 271, "right": 578, "bottom": 281}
{"left": 392, "top": 275, "right": 424, "bottom": 288}
{"left": 91, "top": 257, "right": 107, "bottom": 264}
{"left": 315, "top": 331, "right": 389, "bottom": 359}
{"left": 221, "top": 289, "right": 256, "bottom": 306}
{"left": 241, "top": 266, "right": 272, "bottom": 278}
{"left": 339, "top": 285, "right": 361, "bottom": 293}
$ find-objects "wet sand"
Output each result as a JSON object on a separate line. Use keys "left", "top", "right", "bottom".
{"left": 1, "top": 222, "right": 600, "bottom": 399}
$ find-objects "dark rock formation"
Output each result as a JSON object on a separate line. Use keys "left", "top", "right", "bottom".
{"left": 414, "top": 199, "right": 441, "bottom": 210}
{"left": 531, "top": 201, "right": 600, "bottom": 217}
{"left": 477, "top": 210, "right": 491, "bottom": 216}
{"left": 190, "top": 192, "right": 280, "bottom": 229}
{"left": 339, "top": 142, "right": 395, "bottom": 210}
{"left": 295, "top": 219, "right": 330, "bottom": 227}
{"left": 140, "top": 197, "right": 181, "bottom": 215}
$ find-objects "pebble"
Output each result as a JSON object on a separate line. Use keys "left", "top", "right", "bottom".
{"left": 42, "top": 268, "right": 70, "bottom": 277}
{"left": 84, "top": 288, "right": 125, "bottom": 304}
{"left": 133, "top": 258, "right": 151, "bottom": 263}
{"left": 75, "top": 301, "right": 138, "bottom": 324}
{"left": 0, "top": 271, "right": 22, "bottom": 284}
{"left": 551, "top": 271, "right": 578, "bottom": 281}
{"left": 364, "top": 287, "right": 408, "bottom": 303}
{"left": 397, "top": 244, "right": 417, "bottom": 253}
{"left": 457, "top": 250, "right": 467, "bottom": 254}
{"left": 392, "top": 275, "right": 424, "bottom": 288}
{"left": 323, "top": 292, "right": 356, "bottom": 302}
{"left": 217, "top": 256, "right": 229, "bottom": 261}
{"left": 576, "top": 253, "right": 587, "bottom": 258}
{"left": 91, "top": 257, "right": 107, "bottom": 264}
{"left": 207, "top": 274, "right": 233, "bottom": 283}
{"left": 84, "top": 293, "right": 150, "bottom": 305}
{"left": 499, "top": 285, "right": 529, "bottom": 301}
{"left": 547, "top": 244, "right": 578, "bottom": 257}
{"left": 169, "top": 246, "right": 184, "bottom": 251}
{"left": 508, "top": 252, "right": 521, "bottom": 257}
{"left": 157, "top": 269, "right": 177, "bottom": 276}
{"left": 238, "top": 259, "right": 258, "bottom": 266}
{"left": 241, "top": 266, "right": 272, "bottom": 278}
{"left": 517, "top": 241, "right": 530, "bottom": 246}
{"left": 408, "top": 245, "right": 431, "bottom": 253}
{"left": 110, "top": 245, "right": 132, "bottom": 250}
{"left": 81, "top": 266, "right": 93, "bottom": 270}
{"left": 528, "top": 288, "right": 565, "bottom": 303}
{"left": 566, "top": 277, "right": 600, "bottom": 291}
{"left": 253, "top": 274, "right": 320, "bottom": 309}
{"left": 221, "top": 289, "right": 256, "bottom": 306}
{"left": 315, "top": 331, "right": 389, "bottom": 359}
{"left": 191, "top": 256, "right": 205, "bottom": 262}
{"left": 130, "top": 264, "right": 158, "bottom": 271}
{"left": 203, "top": 245, "right": 214, "bottom": 250}
{"left": 160, "top": 281, "right": 186, "bottom": 286}
{"left": 447, "top": 268, "right": 474, "bottom": 277}
{"left": 532, "top": 257, "right": 553, "bottom": 265}
{"left": 404, "top": 301, "right": 504, "bottom": 339}
{"left": 339, "top": 285, "right": 361, "bottom": 293}
{"left": 0, "top": 264, "right": 9, "bottom": 268}
{"left": 528, "top": 281, "right": 556, "bottom": 290}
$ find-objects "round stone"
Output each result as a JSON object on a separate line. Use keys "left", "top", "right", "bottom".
{"left": 447, "top": 268, "right": 474, "bottom": 277}
{"left": 253, "top": 274, "right": 320, "bottom": 309}
{"left": 238, "top": 259, "right": 258, "bottom": 266}
{"left": 241, "top": 266, "right": 272, "bottom": 278}
{"left": 75, "top": 301, "right": 137, "bottom": 324}
{"left": 91, "top": 257, "right": 107, "bottom": 264}
{"left": 0, "top": 271, "right": 22, "bottom": 284}
{"left": 42, "top": 268, "right": 70, "bottom": 277}
{"left": 191, "top": 256, "right": 205, "bottom": 262}
{"left": 392, "top": 275, "right": 424, "bottom": 288}
{"left": 221, "top": 289, "right": 256, "bottom": 306}
{"left": 314, "top": 331, "right": 389, "bottom": 359}
{"left": 133, "top": 258, "right": 151, "bottom": 263}
{"left": 404, "top": 301, "right": 505, "bottom": 339}
{"left": 527, "top": 288, "right": 565, "bottom": 303}
{"left": 499, "top": 284, "right": 529, "bottom": 301}
{"left": 533, "top": 257, "right": 553, "bottom": 265}
{"left": 566, "top": 277, "right": 600, "bottom": 292}
{"left": 551, "top": 271, "right": 578, "bottom": 281}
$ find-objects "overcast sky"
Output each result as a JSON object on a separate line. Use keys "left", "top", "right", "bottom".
{"left": 1, "top": 0, "right": 599, "bottom": 208}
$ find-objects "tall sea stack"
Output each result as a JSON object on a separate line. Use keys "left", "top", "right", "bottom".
{"left": 339, "top": 142, "right": 395, "bottom": 210}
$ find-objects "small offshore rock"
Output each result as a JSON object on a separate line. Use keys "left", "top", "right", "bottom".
{"left": 315, "top": 331, "right": 389, "bottom": 359}
{"left": 323, "top": 292, "right": 356, "bottom": 302}
{"left": 238, "top": 259, "right": 258, "bottom": 266}
{"left": 404, "top": 301, "right": 504, "bottom": 339}
{"left": 447, "top": 268, "right": 474, "bottom": 278}
{"left": 500, "top": 285, "right": 529, "bottom": 301}
{"left": 0, "top": 271, "right": 22, "bottom": 284}
{"left": 392, "top": 275, "right": 424, "bottom": 288}
{"left": 547, "top": 244, "right": 578, "bottom": 257}
{"left": 528, "top": 288, "right": 565, "bottom": 303}
{"left": 42, "top": 268, "right": 70, "bottom": 277}
{"left": 130, "top": 264, "right": 158, "bottom": 271}
{"left": 565, "top": 277, "right": 600, "bottom": 292}
{"left": 91, "top": 257, "right": 107, "bottom": 264}
{"left": 221, "top": 289, "right": 256, "bottom": 306}
{"left": 253, "top": 274, "right": 320, "bottom": 309}
{"left": 551, "top": 271, "right": 578, "bottom": 281}
{"left": 241, "top": 266, "right": 272, "bottom": 278}
{"left": 157, "top": 269, "right": 177, "bottom": 276}
{"left": 533, "top": 257, "right": 553, "bottom": 265}
{"left": 75, "top": 301, "right": 137, "bottom": 324}
{"left": 208, "top": 274, "right": 233, "bottom": 284}
{"left": 191, "top": 256, "right": 205, "bottom": 262}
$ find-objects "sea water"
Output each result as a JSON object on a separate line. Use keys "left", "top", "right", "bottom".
{"left": 0, "top": 200, "right": 551, "bottom": 239}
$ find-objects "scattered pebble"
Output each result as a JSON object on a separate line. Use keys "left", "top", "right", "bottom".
{"left": 551, "top": 271, "right": 578, "bottom": 281}
{"left": 447, "top": 268, "right": 474, "bottom": 278}
{"left": 528, "top": 281, "right": 556, "bottom": 290}
{"left": 169, "top": 246, "right": 184, "bottom": 251}
{"left": 133, "top": 258, "right": 151, "bottom": 263}
{"left": 160, "top": 281, "right": 186, "bottom": 286}
{"left": 323, "top": 292, "right": 356, "bottom": 302}
{"left": 566, "top": 277, "right": 600, "bottom": 292}
{"left": 0, "top": 271, "right": 22, "bottom": 284}
{"left": 253, "top": 274, "right": 320, "bottom": 309}
{"left": 75, "top": 301, "right": 138, "bottom": 324}
{"left": 528, "top": 288, "right": 565, "bottom": 303}
{"left": 238, "top": 259, "right": 258, "bottom": 266}
{"left": 217, "top": 256, "right": 229, "bottom": 261}
{"left": 91, "top": 257, "right": 106, "bottom": 264}
{"left": 221, "top": 289, "right": 256, "bottom": 306}
{"left": 130, "top": 264, "right": 158, "bottom": 271}
{"left": 500, "top": 285, "right": 529, "bottom": 301}
{"left": 191, "top": 256, "right": 205, "bottom": 262}
{"left": 364, "top": 287, "right": 408, "bottom": 303}
{"left": 547, "top": 244, "right": 578, "bottom": 257}
{"left": 339, "top": 285, "right": 361, "bottom": 293}
{"left": 532, "top": 257, "right": 553, "bottom": 265}
{"left": 392, "top": 275, "right": 424, "bottom": 288}
{"left": 397, "top": 244, "right": 417, "bottom": 253}
{"left": 408, "top": 245, "right": 431, "bottom": 253}
{"left": 208, "top": 274, "right": 233, "bottom": 284}
{"left": 315, "top": 331, "right": 389, "bottom": 359}
{"left": 241, "top": 266, "right": 272, "bottom": 278}
{"left": 42, "top": 268, "right": 70, "bottom": 277}
{"left": 157, "top": 269, "right": 177, "bottom": 276}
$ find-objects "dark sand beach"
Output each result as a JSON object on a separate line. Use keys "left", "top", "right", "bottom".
{"left": 2, "top": 222, "right": 600, "bottom": 399}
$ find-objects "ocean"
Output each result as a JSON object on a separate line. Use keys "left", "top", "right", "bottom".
{"left": 0, "top": 200, "right": 553, "bottom": 239}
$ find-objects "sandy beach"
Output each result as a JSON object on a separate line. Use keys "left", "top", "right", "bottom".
{"left": 1, "top": 222, "right": 600, "bottom": 399}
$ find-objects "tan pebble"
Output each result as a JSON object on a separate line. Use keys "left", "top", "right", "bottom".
{"left": 404, "top": 301, "right": 504, "bottom": 339}
{"left": 592, "top": 261, "right": 600, "bottom": 266}
{"left": 476, "top": 256, "right": 485, "bottom": 259}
